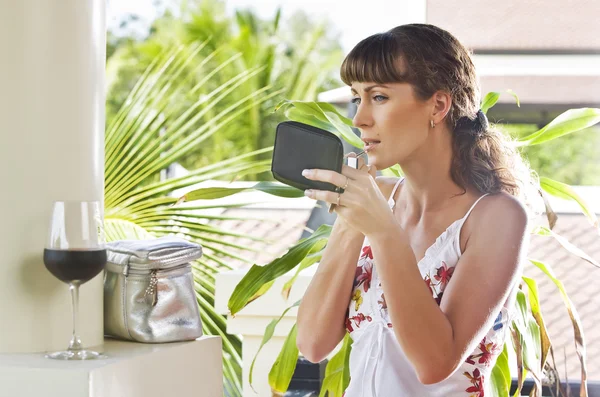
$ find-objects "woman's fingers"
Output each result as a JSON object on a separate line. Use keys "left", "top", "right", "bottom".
{"left": 302, "top": 169, "right": 349, "bottom": 189}
{"left": 306, "top": 188, "right": 354, "bottom": 207}
{"left": 303, "top": 153, "right": 374, "bottom": 188}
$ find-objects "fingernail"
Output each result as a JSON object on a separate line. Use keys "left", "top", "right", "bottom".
{"left": 302, "top": 169, "right": 312, "bottom": 176}
{"left": 304, "top": 190, "right": 313, "bottom": 197}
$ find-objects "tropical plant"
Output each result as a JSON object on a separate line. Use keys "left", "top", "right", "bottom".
{"left": 103, "top": 39, "right": 308, "bottom": 396}
{"left": 189, "top": 95, "right": 600, "bottom": 396}
{"left": 106, "top": 0, "right": 344, "bottom": 174}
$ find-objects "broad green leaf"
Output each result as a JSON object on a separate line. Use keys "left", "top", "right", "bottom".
{"left": 510, "top": 327, "right": 527, "bottom": 397}
{"left": 490, "top": 344, "right": 510, "bottom": 397}
{"left": 282, "top": 245, "right": 325, "bottom": 300}
{"left": 481, "top": 90, "right": 520, "bottom": 114}
{"left": 269, "top": 324, "right": 300, "bottom": 394}
{"left": 538, "top": 188, "right": 558, "bottom": 230}
{"left": 513, "top": 291, "right": 542, "bottom": 383}
{"left": 315, "top": 102, "right": 354, "bottom": 127}
{"left": 319, "top": 333, "right": 353, "bottom": 397}
{"left": 320, "top": 109, "right": 363, "bottom": 148}
{"left": 249, "top": 301, "right": 301, "bottom": 393}
{"left": 481, "top": 92, "right": 500, "bottom": 114}
{"left": 276, "top": 100, "right": 351, "bottom": 126}
{"left": 522, "top": 276, "right": 552, "bottom": 374}
{"left": 506, "top": 89, "right": 521, "bottom": 107}
{"left": 176, "top": 181, "right": 305, "bottom": 204}
{"left": 281, "top": 100, "right": 331, "bottom": 124}
{"left": 540, "top": 176, "right": 599, "bottom": 229}
{"left": 277, "top": 99, "right": 363, "bottom": 148}
{"left": 380, "top": 164, "right": 403, "bottom": 177}
{"left": 285, "top": 107, "right": 341, "bottom": 134}
{"left": 228, "top": 225, "right": 332, "bottom": 315}
{"left": 248, "top": 280, "right": 276, "bottom": 305}
{"left": 530, "top": 259, "right": 588, "bottom": 394}
{"left": 516, "top": 108, "right": 600, "bottom": 146}
{"left": 531, "top": 226, "right": 600, "bottom": 268}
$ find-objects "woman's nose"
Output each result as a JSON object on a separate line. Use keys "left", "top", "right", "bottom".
{"left": 352, "top": 105, "right": 373, "bottom": 128}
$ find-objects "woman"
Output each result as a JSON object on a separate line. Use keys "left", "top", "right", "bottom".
{"left": 296, "top": 24, "right": 537, "bottom": 396}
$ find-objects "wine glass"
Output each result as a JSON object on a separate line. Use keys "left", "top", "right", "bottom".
{"left": 43, "top": 201, "right": 107, "bottom": 360}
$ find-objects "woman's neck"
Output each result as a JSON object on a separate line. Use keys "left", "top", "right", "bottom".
{"left": 398, "top": 130, "right": 473, "bottom": 217}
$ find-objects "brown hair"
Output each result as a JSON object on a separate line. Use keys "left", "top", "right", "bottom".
{"left": 340, "top": 24, "right": 539, "bottom": 211}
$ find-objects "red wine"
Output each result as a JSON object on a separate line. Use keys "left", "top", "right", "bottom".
{"left": 43, "top": 249, "right": 107, "bottom": 284}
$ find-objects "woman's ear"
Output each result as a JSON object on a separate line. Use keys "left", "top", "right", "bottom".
{"left": 430, "top": 91, "right": 452, "bottom": 126}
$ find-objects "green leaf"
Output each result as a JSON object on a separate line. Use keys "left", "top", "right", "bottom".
{"left": 512, "top": 291, "right": 542, "bottom": 383}
{"left": 268, "top": 324, "right": 300, "bottom": 394}
{"left": 538, "top": 188, "right": 558, "bottom": 230}
{"left": 104, "top": 218, "right": 155, "bottom": 241}
{"left": 380, "top": 164, "right": 403, "bottom": 177}
{"left": 510, "top": 327, "right": 527, "bottom": 397}
{"left": 319, "top": 109, "right": 363, "bottom": 148}
{"left": 506, "top": 89, "right": 521, "bottom": 107}
{"left": 248, "top": 280, "right": 276, "bottom": 305}
{"left": 315, "top": 102, "right": 354, "bottom": 127}
{"left": 176, "top": 181, "right": 305, "bottom": 204}
{"left": 281, "top": 245, "right": 325, "bottom": 300}
{"left": 516, "top": 108, "right": 600, "bottom": 146}
{"left": 529, "top": 259, "right": 588, "bottom": 392}
{"left": 531, "top": 226, "right": 600, "bottom": 268}
{"left": 481, "top": 92, "right": 500, "bottom": 114}
{"left": 249, "top": 301, "right": 301, "bottom": 394}
{"left": 285, "top": 107, "right": 341, "bottom": 134}
{"left": 228, "top": 225, "right": 332, "bottom": 316}
{"left": 540, "top": 176, "right": 599, "bottom": 229}
{"left": 490, "top": 344, "right": 510, "bottom": 397}
{"left": 522, "top": 276, "right": 552, "bottom": 372}
{"left": 277, "top": 99, "right": 363, "bottom": 148}
{"left": 319, "top": 333, "right": 353, "bottom": 397}
{"left": 481, "top": 90, "right": 520, "bottom": 114}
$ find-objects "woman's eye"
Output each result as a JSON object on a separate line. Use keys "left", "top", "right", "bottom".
{"left": 350, "top": 95, "right": 387, "bottom": 105}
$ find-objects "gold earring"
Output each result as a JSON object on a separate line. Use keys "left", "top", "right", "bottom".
{"left": 430, "top": 120, "right": 435, "bottom": 128}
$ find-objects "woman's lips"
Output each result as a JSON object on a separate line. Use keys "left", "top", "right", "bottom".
{"left": 364, "top": 141, "right": 380, "bottom": 152}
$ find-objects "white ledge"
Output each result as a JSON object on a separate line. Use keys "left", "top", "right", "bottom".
{"left": 0, "top": 336, "right": 223, "bottom": 397}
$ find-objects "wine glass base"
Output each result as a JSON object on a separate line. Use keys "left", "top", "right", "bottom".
{"left": 45, "top": 349, "right": 107, "bottom": 360}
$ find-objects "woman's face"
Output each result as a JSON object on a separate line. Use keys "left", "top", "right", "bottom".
{"left": 350, "top": 81, "right": 432, "bottom": 170}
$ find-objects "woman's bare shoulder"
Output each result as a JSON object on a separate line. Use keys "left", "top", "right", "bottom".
{"left": 375, "top": 176, "right": 403, "bottom": 198}
{"left": 464, "top": 191, "right": 528, "bottom": 239}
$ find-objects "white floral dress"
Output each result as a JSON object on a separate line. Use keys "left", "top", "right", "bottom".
{"left": 343, "top": 177, "right": 513, "bottom": 397}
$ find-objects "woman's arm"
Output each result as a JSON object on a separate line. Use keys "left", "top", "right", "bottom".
{"left": 297, "top": 175, "right": 395, "bottom": 363}
{"left": 367, "top": 192, "right": 528, "bottom": 384}
{"left": 296, "top": 214, "right": 364, "bottom": 363}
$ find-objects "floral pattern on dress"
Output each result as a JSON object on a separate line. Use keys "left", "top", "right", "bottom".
{"left": 434, "top": 260, "right": 454, "bottom": 286}
{"left": 466, "top": 337, "right": 502, "bottom": 367}
{"left": 345, "top": 312, "right": 372, "bottom": 333}
{"left": 423, "top": 260, "right": 457, "bottom": 305}
{"left": 344, "top": 213, "right": 511, "bottom": 396}
{"left": 463, "top": 368, "right": 485, "bottom": 397}
{"left": 424, "top": 259, "right": 506, "bottom": 395}
{"left": 351, "top": 289, "right": 363, "bottom": 311}
{"left": 354, "top": 250, "right": 374, "bottom": 292}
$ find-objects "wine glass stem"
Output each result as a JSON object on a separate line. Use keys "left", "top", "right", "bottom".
{"left": 68, "top": 282, "right": 83, "bottom": 351}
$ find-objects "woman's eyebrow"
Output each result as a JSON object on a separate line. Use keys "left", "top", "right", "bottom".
{"left": 350, "top": 84, "right": 391, "bottom": 94}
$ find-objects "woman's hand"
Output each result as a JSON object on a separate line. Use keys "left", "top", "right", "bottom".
{"left": 302, "top": 154, "right": 397, "bottom": 237}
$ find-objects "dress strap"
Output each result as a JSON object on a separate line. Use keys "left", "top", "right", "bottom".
{"left": 454, "top": 193, "right": 490, "bottom": 255}
{"left": 388, "top": 177, "right": 405, "bottom": 209}
{"left": 463, "top": 193, "right": 490, "bottom": 221}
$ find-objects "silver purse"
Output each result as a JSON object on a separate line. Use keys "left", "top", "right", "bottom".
{"left": 104, "top": 236, "right": 204, "bottom": 343}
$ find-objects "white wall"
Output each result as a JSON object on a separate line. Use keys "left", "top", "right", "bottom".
{"left": 0, "top": 0, "right": 106, "bottom": 353}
